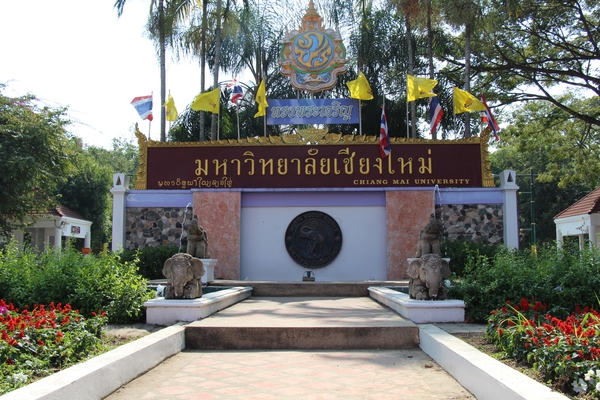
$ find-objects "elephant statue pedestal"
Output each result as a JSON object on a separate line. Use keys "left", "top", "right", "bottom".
{"left": 200, "top": 259, "right": 217, "bottom": 283}
{"left": 407, "top": 255, "right": 451, "bottom": 300}
{"left": 163, "top": 253, "right": 205, "bottom": 299}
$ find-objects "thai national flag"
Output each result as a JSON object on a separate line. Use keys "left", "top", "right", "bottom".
{"left": 131, "top": 95, "right": 153, "bottom": 121}
{"left": 379, "top": 106, "right": 391, "bottom": 158}
{"left": 227, "top": 78, "right": 243, "bottom": 104}
{"left": 231, "top": 84, "right": 243, "bottom": 104}
{"left": 481, "top": 94, "right": 500, "bottom": 141}
{"left": 429, "top": 96, "right": 443, "bottom": 136}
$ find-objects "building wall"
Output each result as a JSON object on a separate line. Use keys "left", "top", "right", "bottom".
{"left": 121, "top": 187, "right": 508, "bottom": 280}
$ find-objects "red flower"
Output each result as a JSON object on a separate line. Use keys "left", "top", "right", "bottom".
{"left": 497, "top": 328, "right": 504, "bottom": 336}
{"left": 6, "top": 358, "right": 14, "bottom": 365}
{"left": 37, "top": 340, "right": 45, "bottom": 346}
{"left": 520, "top": 298, "right": 531, "bottom": 312}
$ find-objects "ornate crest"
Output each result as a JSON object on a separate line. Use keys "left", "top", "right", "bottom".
{"left": 279, "top": 0, "right": 348, "bottom": 93}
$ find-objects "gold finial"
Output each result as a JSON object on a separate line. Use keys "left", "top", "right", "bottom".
{"left": 304, "top": 0, "right": 320, "bottom": 18}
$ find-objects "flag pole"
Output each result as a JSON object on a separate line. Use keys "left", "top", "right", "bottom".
{"left": 237, "top": 104, "right": 240, "bottom": 140}
{"left": 406, "top": 101, "right": 409, "bottom": 138}
{"left": 148, "top": 120, "right": 151, "bottom": 140}
{"left": 358, "top": 99, "right": 362, "bottom": 136}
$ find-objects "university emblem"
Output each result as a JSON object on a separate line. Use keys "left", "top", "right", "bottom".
{"left": 279, "top": 0, "right": 348, "bottom": 93}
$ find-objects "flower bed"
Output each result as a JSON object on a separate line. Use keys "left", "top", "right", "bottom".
{"left": 0, "top": 299, "right": 107, "bottom": 395}
{"left": 487, "top": 298, "right": 600, "bottom": 397}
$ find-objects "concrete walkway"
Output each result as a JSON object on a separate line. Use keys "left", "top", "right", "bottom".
{"left": 105, "top": 297, "right": 476, "bottom": 399}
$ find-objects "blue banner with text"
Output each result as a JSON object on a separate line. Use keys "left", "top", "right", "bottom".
{"left": 266, "top": 98, "right": 359, "bottom": 125}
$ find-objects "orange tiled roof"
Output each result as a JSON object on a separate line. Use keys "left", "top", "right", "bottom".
{"left": 555, "top": 187, "right": 600, "bottom": 219}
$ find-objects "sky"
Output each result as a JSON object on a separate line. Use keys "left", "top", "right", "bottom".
{"left": 1, "top": 1, "right": 220, "bottom": 148}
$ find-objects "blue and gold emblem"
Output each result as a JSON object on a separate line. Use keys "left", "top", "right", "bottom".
{"left": 279, "top": 0, "right": 348, "bottom": 93}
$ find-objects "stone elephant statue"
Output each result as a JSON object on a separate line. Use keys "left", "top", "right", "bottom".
{"left": 416, "top": 214, "right": 442, "bottom": 257}
{"left": 407, "top": 254, "right": 451, "bottom": 300}
{"left": 162, "top": 253, "right": 205, "bottom": 299}
{"left": 185, "top": 216, "right": 210, "bottom": 259}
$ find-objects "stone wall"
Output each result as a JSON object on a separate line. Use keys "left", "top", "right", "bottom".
{"left": 435, "top": 204, "right": 503, "bottom": 245}
{"left": 125, "top": 207, "right": 186, "bottom": 250}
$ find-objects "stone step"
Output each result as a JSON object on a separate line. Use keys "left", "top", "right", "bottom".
{"left": 185, "top": 297, "right": 419, "bottom": 350}
{"left": 209, "top": 280, "right": 409, "bottom": 297}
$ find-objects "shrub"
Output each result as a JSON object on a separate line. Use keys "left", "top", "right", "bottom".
{"left": 448, "top": 242, "right": 600, "bottom": 322}
{"left": 441, "top": 238, "right": 500, "bottom": 277}
{"left": 0, "top": 241, "right": 153, "bottom": 323}
{"left": 118, "top": 245, "right": 180, "bottom": 279}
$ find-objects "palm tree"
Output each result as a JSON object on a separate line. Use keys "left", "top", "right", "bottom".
{"left": 114, "top": 0, "right": 168, "bottom": 142}
{"left": 442, "top": 0, "right": 481, "bottom": 138}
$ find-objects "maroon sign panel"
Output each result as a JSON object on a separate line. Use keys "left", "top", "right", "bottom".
{"left": 145, "top": 143, "right": 483, "bottom": 190}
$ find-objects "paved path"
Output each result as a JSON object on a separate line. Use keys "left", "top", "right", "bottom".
{"left": 104, "top": 297, "right": 481, "bottom": 399}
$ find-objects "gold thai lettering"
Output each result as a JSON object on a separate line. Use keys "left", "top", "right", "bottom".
{"left": 305, "top": 157, "right": 316, "bottom": 175}
{"left": 260, "top": 158, "right": 274, "bottom": 175}
{"left": 157, "top": 176, "right": 233, "bottom": 189}
{"left": 243, "top": 153, "right": 255, "bottom": 175}
{"left": 397, "top": 157, "right": 413, "bottom": 174}
{"left": 387, "top": 154, "right": 395, "bottom": 174}
{"left": 359, "top": 158, "right": 370, "bottom": 174}
{"left": 231, "top": 159, "right": 241, "bottom": 175}
{"left": 419, "top": 149, "right": 432, "bottom": 174}
{"left": 213, "top": 159, "right": 227, "bottom": 175}
{"left": 320, "top": 158, "right": 330, "bottom": 175}
{"left": 373, "top": 158, "right": 383, "bottom": 174}
{"left": 291, "top": 158, "right": 301, "bottom": 175}
{"left": 343, "top": 151, "right": 356, "bottom": 174}
{"left": 277, "top": 159, "right": 288, "bottom": 175}
{"left": 195, "top": 159, "right": 208, "bottom": 176}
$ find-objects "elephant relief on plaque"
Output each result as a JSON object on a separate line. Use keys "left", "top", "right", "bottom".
{"left": 162, "top": 253, "right": 205, "bottom": 299}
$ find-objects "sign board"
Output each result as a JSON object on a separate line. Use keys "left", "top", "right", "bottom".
{"left": 133, "top": 129, "right": 495, "bottom": 190}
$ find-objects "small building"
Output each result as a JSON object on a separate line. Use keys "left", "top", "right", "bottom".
{"left": 554, "top": 187, "right": 600, "bottom": 249}
{"left": 11, "top": 205, "right": 92, "bottom": 252}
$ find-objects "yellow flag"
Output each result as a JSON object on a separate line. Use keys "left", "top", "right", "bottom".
{"left": 406, "top": 74, "right": 438, "bottom": 102}
{"left": 453, "top": 87, "right": 486, "bottom": 114}
{"left": 191, "top": 88, "right": 220, "bottom": 114}
{"left": 163, "top": 94, "right": 178, "bottom": 121}
{"left": 254, "top": 79, "right": 269, "bottom": 118}
{"left": 346, "top": 72, "right": 373, "bottom": 100}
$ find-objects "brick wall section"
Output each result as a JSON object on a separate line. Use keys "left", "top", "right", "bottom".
{"left": 435, "top": 204, "right": 503, "bottom": 245}
{"left": 125, "top": 207, "right": 186, "bottom": 250}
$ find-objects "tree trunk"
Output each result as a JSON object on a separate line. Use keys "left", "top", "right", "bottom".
{"left": 426, "top": 0, "right": 436, "bottom": 139}
{"left": 199, "top": 0, "right": 208, "bottom": 142}
{"left": 210, "top": 0, "right": 222, "bottom": 141}
{"left": 464, "top": 23, "right": 471, "bottom": 138}
{"left": 158, "top": 0, "right": 167, "bottom": 141}
{"left": 406, "top": 16, "right": 416, "bottom": 138}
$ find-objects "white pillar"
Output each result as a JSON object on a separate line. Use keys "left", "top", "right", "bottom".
{"left": 110, "top": 173, "right": 130, "bottom": 251}
{"left": 588, "top": 223, "right": 598, "bottom": 248}
{"left": 54, "top": 226, "right": 62, "bottom": 249}
{"left": 84, "top": 231, "right": 91, "bottom": 248}
{"left": 500, "top": 170, "right": 520, "bottom": 249}
{"left": 556, "top": 228, "right": 563, "bottom": 248}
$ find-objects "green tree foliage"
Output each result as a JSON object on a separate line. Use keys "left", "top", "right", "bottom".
{"left": 491, "top": 95, "right": 599, "bottom": 246}
{"left": 0, "top": 85, "right": 73, "bottom": 238}
{"left": 471, "top": 0, "right": 600, "bottom": 128}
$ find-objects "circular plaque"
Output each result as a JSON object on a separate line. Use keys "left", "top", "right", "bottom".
{"left": 285, "top": 211, "right": 343, "bottom": 268}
